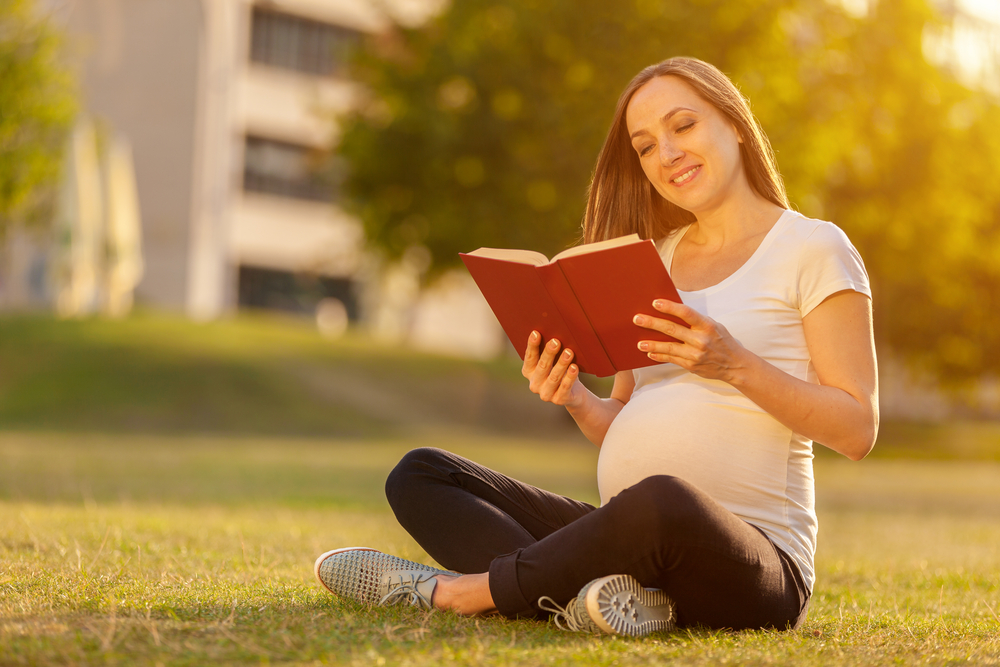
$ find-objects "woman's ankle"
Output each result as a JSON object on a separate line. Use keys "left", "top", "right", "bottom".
{"left": 433, "top": 573, "right": 496, "bottom": 615}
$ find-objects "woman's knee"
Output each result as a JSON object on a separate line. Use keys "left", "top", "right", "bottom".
{"left": 614, "top": 475, "right": 710, "bottom": 532}
{"left": 384, "top": 447, "right": 451, "bottom": 506}
{"left": 627, "top": 475, "right": 701, "bottom": 502}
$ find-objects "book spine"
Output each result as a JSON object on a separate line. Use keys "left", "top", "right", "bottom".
{"left": 556, "top": 241, "right": 685, "bottom": 373}
{"left": 535, "top": 264, "right": 616, "bottom": 377}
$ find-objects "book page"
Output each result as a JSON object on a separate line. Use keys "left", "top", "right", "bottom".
{"left": 464, "top": 247, "right": 550, "bottom": 266}
{"left": 550, "top": 234, "right": 642, "bottom": 262}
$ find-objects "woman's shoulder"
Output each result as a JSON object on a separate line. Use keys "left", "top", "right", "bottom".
{"left": 780, "top": 209, "right": 850, "bottom": 240}
{"left": 776, "top": 210, "right": 861, "bottom": 258}
{"left": 778, "top": 210, "right": 870, "bottom": 306}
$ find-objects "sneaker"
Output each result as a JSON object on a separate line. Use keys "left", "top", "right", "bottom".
{"left": 314, "top": 547, "right": 452, "bottom": 609}
{"left": 538, "top": 574, "right": 675, "bottom": 636}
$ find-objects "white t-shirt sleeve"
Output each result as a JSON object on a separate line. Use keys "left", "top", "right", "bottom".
{"left": 797, "top": 221, "right": 871, "bottom": 317}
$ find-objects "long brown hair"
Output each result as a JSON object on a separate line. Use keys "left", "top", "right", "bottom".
{"left": 583, "top": 57, "right": 789, "bottom": 244}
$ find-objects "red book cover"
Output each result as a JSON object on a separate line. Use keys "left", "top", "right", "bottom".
{"left": 460, "top": 255, "right": 614, "bottom": 376}
{"left": 460, "top": 235, "right": 685, "bottom": 377}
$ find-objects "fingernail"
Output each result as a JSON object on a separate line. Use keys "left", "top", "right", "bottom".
{"left": 638, "top": 341, "right": 649, "bottom": 351}
{"left": 531, "top": 331, "right": 539, "bottom": 341}
{"left": 563, "top": 349, "right": 572, "bottom": 359}
{"left": 549, "top": 339, "right": 560, "bottom": 349}
{"left": 633, "top": 315, "right": 644, "bottom": 325}
{"left": 653, "top": 300, "right": 664, "bottom": 309}
{"left": 569, "top": 364, "right": 578, "bottom": 373}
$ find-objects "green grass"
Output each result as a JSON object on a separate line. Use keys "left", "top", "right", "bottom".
{"left": 2, "top": 312, "right": 1000, "bottom": 664}
{"left": 2, "top": 432, "right": 1000, "bottom": 666}
{"left": 3, "top": 312, "right": 1000, "bottom": 458}
{"left": 0, "top": 312, "right": 576, "bottom": 438}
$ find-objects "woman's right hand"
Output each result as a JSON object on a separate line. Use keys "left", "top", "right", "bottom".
{"left": 522, "top": 331, "right": 585, "bottom": 407}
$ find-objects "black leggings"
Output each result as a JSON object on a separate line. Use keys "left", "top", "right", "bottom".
{"left": 385, "top": 447, "right": 809, "bottom": 630}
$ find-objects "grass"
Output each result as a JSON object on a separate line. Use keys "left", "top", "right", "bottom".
{"left": 2, "top": 311, "right": 999, "bottom": 458}
{"left": 1, "top": 312, "right": 1000, "bottom": 664}
{"left": 0, "top": 312, "right": 576, "bottom": 438}
{"left": 2, "top": 432, "right": 1000, "bottom": 666}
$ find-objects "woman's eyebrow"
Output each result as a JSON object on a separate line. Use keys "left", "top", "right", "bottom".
{"left": 629, "top": 107, "right": 696, "bottom": 140}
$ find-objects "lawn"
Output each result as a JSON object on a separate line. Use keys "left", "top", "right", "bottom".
{"left": 0, "top": 312, "right": 575, "bottom": 439}
{"left": 2, "top": 432, "right": 999, "bottom": 666}
{"left": 2, "top": 312, "right": 999, "bottom": 458}
{"left": 1, "top": 313, "right": 999, "bottom": 665}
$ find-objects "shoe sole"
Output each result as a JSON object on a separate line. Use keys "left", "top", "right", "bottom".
{"left": 584, "top": 574, "right": 675, "bottom": 636}
{"left": 314, "top": 546, "right": 379, "bottom": 596}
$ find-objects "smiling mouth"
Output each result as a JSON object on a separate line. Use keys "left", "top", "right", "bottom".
{"left": 672, "top": 166, "right": 700, "bottom": 185}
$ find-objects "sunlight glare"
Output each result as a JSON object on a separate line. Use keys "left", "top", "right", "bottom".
{"left": 931, "top": 0, "right": 1000, "bottom": 92}
{"left": 957, "top": 0, "right": 1000, "bottom": 25}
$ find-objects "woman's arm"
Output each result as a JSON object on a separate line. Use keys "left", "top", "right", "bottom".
{"left": 565, "top": 371, "right": 635, "bottom": 447}
{"left": 636, "top": 291, "right": 878, "bottom": 460}
{"left": 521, "top": 331, "right": 636, "bottom": 447}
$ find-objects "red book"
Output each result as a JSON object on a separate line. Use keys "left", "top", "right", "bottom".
{"left": 460, "top": 234, "right": 686, "bottom": 377}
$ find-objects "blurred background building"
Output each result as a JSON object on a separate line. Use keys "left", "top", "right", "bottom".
{"left": 37, "top": 0, "right": 430, "bottom": 324}
{"left": 38, "top": 0, "right": 503, "bottom": 357}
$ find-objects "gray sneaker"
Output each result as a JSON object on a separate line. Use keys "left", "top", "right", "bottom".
{"left": 314, "top": 547, "right": 452, "bottom": 609}
{"left": 538, "top": 574, "right": 676, "bottom": 636}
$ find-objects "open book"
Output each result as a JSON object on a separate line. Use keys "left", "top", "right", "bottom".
{"left": 460, "top": 234, "right": 685, "bottom": 377}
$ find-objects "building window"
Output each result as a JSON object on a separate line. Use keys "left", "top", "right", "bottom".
{"left": 250, "top": 7, "right": 360, "bottom": 77}
{"left": 243, "top": 135, "right": 340, "bottom": 202}
{"left": 238, "top": 265, "right": 357, "bottom": 320}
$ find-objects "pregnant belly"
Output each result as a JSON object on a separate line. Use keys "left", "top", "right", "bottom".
{"left": 596, "top": 381, "right": 792, "bottom": 509}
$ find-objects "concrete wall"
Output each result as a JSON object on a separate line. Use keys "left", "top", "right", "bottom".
{"left": 66, "top": 0, "right": 204, "bottom": 311}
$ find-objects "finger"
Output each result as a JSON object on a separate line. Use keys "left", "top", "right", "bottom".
{"left": 535, "top": 338, "right": 561, "bottom": 374}
{"left": 639, "top": 340, "right": 698, "bottom": 365}
{"left": 552, "top": 363, "right": 580, "bottom": 404}
{"left": 633, "top": 313, "right": 698, "bottom": 345}
{"left": 540, "top": 348, "right": 575, "bottom": 400}
{"left": 522, "top": 331, "right": 541, "bottom": 378}
{"left": 530, "top": 338, "right": 562, "bottom": 390}
{"left": 652, "top": 299, "right": 707, "bottom": 327}
{"left": 550, "top": 346, "right": 574, "bottom": 379}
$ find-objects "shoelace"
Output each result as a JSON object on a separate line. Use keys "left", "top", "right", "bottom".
{"left": 537, "top": 595, "right": 598, "bottom": 632}
{"left": 379, "top": 573, "right": 434, "bottom": 609}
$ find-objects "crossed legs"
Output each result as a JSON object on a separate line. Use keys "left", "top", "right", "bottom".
{"left": 385, "top": 447, "right": 808, "bottom": 630}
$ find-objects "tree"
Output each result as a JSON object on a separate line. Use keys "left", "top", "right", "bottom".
{"left": 339, "top": 0, "right": 850, "bottom": 262}
{"left": 790, "top": 0, "right": 1000, "bottom": 385}
{"left": 338, "top": 0, "right": 1000, "bottom": 386}
{"left": 0, "top": 0, "right": 76, "bottom": 233}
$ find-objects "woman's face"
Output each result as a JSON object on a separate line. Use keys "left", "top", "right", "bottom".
{"left": 625, "top": 75, "right": 746, "bottom": 216}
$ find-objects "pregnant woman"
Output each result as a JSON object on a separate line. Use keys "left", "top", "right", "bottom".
{"left": 314, "top": 56, "right": 877, "bottom": 635}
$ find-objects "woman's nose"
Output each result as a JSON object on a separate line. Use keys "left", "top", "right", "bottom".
{"left": 660, "top": 141, "right": 683, "bottom": 165}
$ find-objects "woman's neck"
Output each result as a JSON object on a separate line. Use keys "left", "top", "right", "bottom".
{"left": 685, "top": 192, "right": 785, "bottom": 249}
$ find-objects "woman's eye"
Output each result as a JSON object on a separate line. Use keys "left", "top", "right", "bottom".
{"left": 676, "top": 122, "right": 695, "bottom": 133}
{"left": 638, "top": 144, "right": 654, "bottom": 157}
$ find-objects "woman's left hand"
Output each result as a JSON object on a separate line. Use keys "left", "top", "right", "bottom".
{"left": 633, "top": 299, "right": 749, "bottom": 383}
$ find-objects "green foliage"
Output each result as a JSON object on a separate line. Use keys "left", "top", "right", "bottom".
{"left": 339, "top": 0, "right": 1000, "bottom": 385}
{"left": 807, "top": 0, "right": 1000, "bottom": 385}
{"left": 339, "top": 0, "right": 849, "bottom": 262}
{"left": 0, "top": 0, "right": 76, "bottom": 231}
